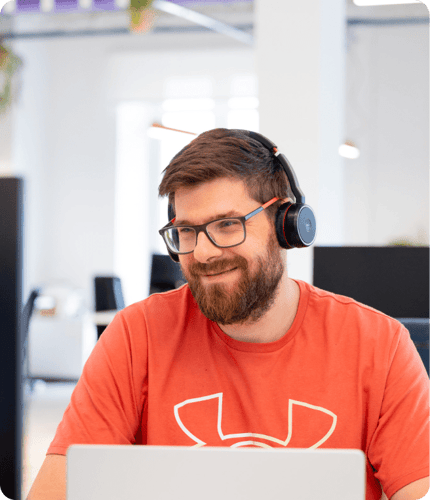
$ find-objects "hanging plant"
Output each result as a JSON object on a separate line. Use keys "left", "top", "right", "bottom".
{"left": 128, "top": 0, "right": 157, "bottom": 33}
{"left": 0, "top": 42, "right": 22, "bottom": 115}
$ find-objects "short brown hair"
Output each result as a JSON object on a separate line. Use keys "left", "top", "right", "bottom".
{"left": 158, "top": 128, "right": 293, "bottom": 220}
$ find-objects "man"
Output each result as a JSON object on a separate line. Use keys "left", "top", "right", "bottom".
{"left": 28, "top": 129, "right": 429, "bottom": 500}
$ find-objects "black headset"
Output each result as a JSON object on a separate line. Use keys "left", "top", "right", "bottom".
{"left": 165, "top": 130, "right": 316, "bottom": 263}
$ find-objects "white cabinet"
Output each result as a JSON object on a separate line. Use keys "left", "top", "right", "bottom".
{"left": 28, "top": 314, "right": 98, "bottom": 380}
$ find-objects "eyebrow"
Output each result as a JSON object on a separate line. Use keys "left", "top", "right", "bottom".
{"left": 174, "top": 210, "right": 244, "bottom": 226}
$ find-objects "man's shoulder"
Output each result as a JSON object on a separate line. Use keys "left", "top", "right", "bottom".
{"left": 299, "top": 280, "right": 402, "bottom": 332}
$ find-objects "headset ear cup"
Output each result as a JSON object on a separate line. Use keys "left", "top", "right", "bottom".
{"left": 275, "top": 202, "right": 294, "bottom": 249}
{"left": 276, "top": 203, "right": 317, "bottom": 249}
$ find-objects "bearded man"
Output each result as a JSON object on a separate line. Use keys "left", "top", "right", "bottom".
{"left": 28, "top": 129, "right": 429, "bottom": 500}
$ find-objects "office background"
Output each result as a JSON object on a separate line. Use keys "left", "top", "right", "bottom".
{"left": 0, "top": 0, "right": 428, "bottom": 497}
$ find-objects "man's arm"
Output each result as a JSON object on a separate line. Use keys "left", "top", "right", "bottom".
{"left": 390, "top": 477, "right": 429, "bottom": 500}
{"left": 380, "top": 477, "right": 429, "bottom": 500}
{"left": 26, "top": 454, "right": 66, "bottom": 500}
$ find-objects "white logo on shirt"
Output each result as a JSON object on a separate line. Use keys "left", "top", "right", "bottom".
{"left": 174, "top": 392, "right": 337, "bottom": 448}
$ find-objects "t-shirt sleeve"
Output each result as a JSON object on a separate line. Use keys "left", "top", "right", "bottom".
{"left": 367, "top": 323, "right": 429, "bottom": 499}
{"left": 47, "top": 307, "right": 148, "bottom": 455}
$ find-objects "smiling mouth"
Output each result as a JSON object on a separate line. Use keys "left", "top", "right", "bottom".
{"left": 204, "top": 267, "right": 237, "bottom": 277}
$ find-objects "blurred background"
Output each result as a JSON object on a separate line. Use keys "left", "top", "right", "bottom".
{"left": 0, "top": 0, "right": 428, "bottom": 497}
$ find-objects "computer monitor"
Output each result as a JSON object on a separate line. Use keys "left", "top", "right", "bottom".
{"left": 313, "top": 246, "right": 429, "bottom": 318}
{"left": 0, "top": 177, "right": 24, "bottom": 499}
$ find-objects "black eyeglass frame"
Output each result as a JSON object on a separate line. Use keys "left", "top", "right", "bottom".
{"left": 158, "top": 197, "right": 279, "bottom": 255}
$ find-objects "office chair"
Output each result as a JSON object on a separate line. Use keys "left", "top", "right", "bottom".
{"left": 149, "top": 254, "right": 186, "bottom": 295}
{"left": 22, "top": 288, "right": 40, "bottom": 388}
{"left": 94, "top": 277, "right": 125, "bottom": 338}
{"left": 397, "top": 318, "right": 429, "bottom": 376}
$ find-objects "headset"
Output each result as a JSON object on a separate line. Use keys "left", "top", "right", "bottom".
{"left": 165, "top": 130, "right": 317, "bottom": 263}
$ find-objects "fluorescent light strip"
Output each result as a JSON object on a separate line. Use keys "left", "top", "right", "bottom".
{"left": 353, "top": 0, "right": 421, "bottom": 5}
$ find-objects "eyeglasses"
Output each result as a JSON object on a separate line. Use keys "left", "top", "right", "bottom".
{"left": 159, "top": 197, "right": 279, "bottom": 255}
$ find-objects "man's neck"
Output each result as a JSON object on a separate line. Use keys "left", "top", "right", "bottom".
{"left": 218, "top": 275, "right": 300, "bottom": 343}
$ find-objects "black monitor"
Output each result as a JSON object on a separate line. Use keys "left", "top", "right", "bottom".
{"left": 0, "top": 177, "right": 24, "bottom": 499}
{"left": 313, "top": 246, "right": 429, "bottom": 318}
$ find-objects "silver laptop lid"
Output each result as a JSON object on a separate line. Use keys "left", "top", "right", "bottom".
{"left": 67, "top": 445, "right": 366, "bottom": 500}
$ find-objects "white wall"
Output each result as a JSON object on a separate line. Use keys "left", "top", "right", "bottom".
{"left": 256, "top": 0, "right": 347, "bottom": 284}
{"left": 0, "top": 104, "right": 13, "bottom": 174}
{"left": 8, "top": 20, "right": 255, "bottom": 306}
{"left": 11, "top": 32, "right": 117, "bottom": 306}
{"left": 344, "top": 19, "right": 429, "bottom": 246}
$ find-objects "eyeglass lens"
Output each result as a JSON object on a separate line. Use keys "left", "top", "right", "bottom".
{"left": 165, "top": 219, "right": 245, "bottom": 254}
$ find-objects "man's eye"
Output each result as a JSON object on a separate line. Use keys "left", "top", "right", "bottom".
{"left": 219, "top": 220, "right": 241, "bottom": 230}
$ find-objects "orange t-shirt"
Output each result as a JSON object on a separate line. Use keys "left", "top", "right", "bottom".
{"left": 48, "top": 280, "right": 429, "bottom": 500}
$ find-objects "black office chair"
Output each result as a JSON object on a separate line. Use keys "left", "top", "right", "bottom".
{"left": 22, "top": 288, "right": 40, "bottom": 387}
{"left": 94, "top": 276, "right": 125, "bottom": 338}
{"left": 397, "top": 318, "right": 429, "bottom": 376}
{"left": 149, "top": 254, "right": 186, "bottom": 295}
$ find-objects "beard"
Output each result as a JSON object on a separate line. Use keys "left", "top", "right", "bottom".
{"left": 180, "top": 233, "right": 284, "bottom": 325}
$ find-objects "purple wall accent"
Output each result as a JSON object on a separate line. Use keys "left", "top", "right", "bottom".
{"left": 93, "top": 0, "right": 117, "bottom": 10}
{"left": 16, "top": 0, "right": 40, "bottom": 12}
{"left": 10, "top": 0, "right": 252, "bottom": 15}
{"left": 54, "top": 0, "right": 79, "bottom": 12}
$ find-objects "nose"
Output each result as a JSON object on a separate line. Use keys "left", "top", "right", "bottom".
{"left": 193, "top": 231, "right": 223, "bottom": 263}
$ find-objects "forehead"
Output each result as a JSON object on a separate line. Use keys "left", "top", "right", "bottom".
{"left": 174, "top": 177, "right": 257, "bottom": 225}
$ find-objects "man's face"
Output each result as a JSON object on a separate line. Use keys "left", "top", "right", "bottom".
{"left": 175, "top": 177, "right": 285, "bottom": 325}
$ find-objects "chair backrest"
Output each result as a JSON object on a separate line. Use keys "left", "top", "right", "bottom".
{"left": 94, "top": 277, "right": 125, "bottom": 312}
{"left": 22, "top": 288, "right": 40, "bottom": 343}
{"left": 149, "top": 254, "right": 186, "bottom": 295}
{"left": 397, "top": 318, "right": 429, "bottom": 376}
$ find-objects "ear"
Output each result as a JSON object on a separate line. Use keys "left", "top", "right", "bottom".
{"left": 281, "top": 197, "right": 294, "bottom": 205}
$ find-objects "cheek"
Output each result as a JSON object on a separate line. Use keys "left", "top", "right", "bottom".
{"left": 178, "top": 254, "right": 193, "bottom": 274}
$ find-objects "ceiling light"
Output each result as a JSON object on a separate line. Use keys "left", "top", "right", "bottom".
{"left": 40, "top": 0, "right": 54, "bottom": 12}
{"left": 78, "top": 0, "right": 91, "bottom": 9}
{"left": 339, "top": 141, "right": 360, "bottom": 159}
{"left": 1, "top": 0, "right": 15, "bottom": 13}
{"left": 353, "top": 0, "right": 421, "bottom": 5}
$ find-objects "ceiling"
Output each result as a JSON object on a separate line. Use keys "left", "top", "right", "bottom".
{"left": 0, "top": 0, "right": 427, "bottom": 42}
{"left": 2, "top": 0, "right": 251, "bottom": 15}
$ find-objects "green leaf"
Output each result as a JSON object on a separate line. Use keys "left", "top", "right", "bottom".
{"left": 129, "top": 0, "right": 153, "bottom": 11}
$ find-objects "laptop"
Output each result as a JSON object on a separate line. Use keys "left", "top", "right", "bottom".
{"left": 67, "top": 445, "right": 366, "bottom": 500}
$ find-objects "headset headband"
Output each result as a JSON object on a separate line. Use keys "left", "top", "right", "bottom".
{"left": 248, "top": 131, "right": 305, "bottom": 205}
{"left": 163, "top": 129, "right": 316, "bottom": 261}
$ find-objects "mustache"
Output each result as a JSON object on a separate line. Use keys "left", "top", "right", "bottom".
{"left": 187, "top": 255, "right": 248, "bottom": 277}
